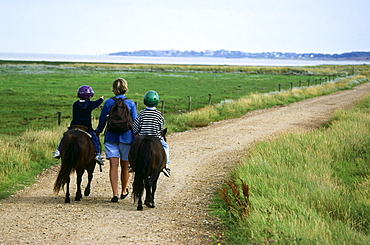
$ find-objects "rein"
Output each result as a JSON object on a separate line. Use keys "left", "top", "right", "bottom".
{"left": 65, "top": 125, "right": 92, "bottom": 138}
{"left": 72, "top": 128, "right": 92, "bottom": 138}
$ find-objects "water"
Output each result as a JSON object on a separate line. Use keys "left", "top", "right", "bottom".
{"left": 0, "top": 52, "right": 369, "bottom": 66}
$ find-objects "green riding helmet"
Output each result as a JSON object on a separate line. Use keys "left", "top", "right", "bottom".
{"left": 144, "top": 90, "right": 159, "bottom": 107}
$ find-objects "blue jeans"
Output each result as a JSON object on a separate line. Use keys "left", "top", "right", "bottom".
{"left": 161, "top": 138, "right": 170, "bottom": 164}
{"left": 89, "top": 131, "right": 100, "bottom": 153}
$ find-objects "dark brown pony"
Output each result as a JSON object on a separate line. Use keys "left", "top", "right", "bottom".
{"left": 129, "top": 129, "right": 167, "bottom": 210}
{"left": 53, "top": 127, "right": 96, "bottom": 203}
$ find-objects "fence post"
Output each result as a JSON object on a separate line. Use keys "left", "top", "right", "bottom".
{"left": 290, "top": 82, "right": 293, "bottom": 90}
{"left": 299, "top": 80, "right": 302, "bottom": 87}
{"left": 161, "top": 101, "right": 165, "bottom": 114}
{"left": 278, "top": 84, "right": 281, "bottom": 92}
{"left": 307, "top": 80, "right": 310, "bottom": 87}
{"left": 188, "top": 96, "right": 192, "bottom": 111}
{"left": 208, "top": 94, "right": 212, "bottom": 105}
{"left": 55, "top": 112, "right": 61, "bottom": 126}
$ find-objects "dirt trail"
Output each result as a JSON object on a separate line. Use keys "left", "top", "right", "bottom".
{"left": 1, "top": 82, "right": 369, "bottom": 245}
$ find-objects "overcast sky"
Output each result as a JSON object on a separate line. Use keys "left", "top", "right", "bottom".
{"left": 1, "top": 0, "right": 369, "bottom": 55}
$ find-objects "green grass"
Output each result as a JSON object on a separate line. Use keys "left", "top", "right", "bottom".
{"left": 211, "top": 95, "right": 370, "bottom": 244}
{"left": 0, "top": 61, "right": 357, "bottom": 136}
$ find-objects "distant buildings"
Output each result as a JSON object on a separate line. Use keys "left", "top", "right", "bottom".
{"left": 110, "top": 50, "right": 370, "bottom": 60}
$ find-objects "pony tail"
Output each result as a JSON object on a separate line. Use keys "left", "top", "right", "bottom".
{"left": 132, "top": 138, "right": 153, "bottom": 201}
{"left": 53, "top": 135, "right": 79, "bottom": 194}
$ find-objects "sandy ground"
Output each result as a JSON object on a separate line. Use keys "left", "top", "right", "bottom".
{"left": 1, "top": 82, "right": 369, "bottom": 245}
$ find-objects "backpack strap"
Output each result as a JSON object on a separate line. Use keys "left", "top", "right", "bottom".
{"left": 111, "top": 97, "right": 128, "bottom": 102}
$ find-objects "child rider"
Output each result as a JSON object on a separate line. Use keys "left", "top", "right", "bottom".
{"left": 132, "top": 90, "right": 170, "bottom": 177}
{"left": 53, "top": 85, "right": 104, "bottom": 165}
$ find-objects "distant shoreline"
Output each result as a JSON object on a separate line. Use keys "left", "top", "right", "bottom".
{"left": 1, "top": 52, "right": 370, "bottom": 66}
{"left": 110, "top": 50, "right": 370, "bottom": 61}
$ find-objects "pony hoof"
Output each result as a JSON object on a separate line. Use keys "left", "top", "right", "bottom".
{"left": 137, "top": 205, "right": 143, "bottom": 211}
{"left": 75, "top": 196, "right": 81, "bottom": 201}
{"left": 145, "top": 201, "right": 155, "bottom": 208}
{"left": 65, "top": 198, "right": 70, "bottom": 203}
{"left": 84, "top": 188, "right": 91, "bottom": 196}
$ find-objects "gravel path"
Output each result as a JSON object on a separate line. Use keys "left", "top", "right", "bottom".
{"left": 1, "top": 82, "right": 369, "bottom": 245}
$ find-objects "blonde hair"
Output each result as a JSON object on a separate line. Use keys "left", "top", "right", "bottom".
{"left": 112, "top": 78, "right": 129, "bottom": 95}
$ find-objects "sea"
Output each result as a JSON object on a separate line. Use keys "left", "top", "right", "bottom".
{"left": 1, "top": 52, "right": 369, "bottom": 67}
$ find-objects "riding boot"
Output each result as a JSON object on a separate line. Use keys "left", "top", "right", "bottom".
{"left": 162, "top": 165, "right": 171, "bottom": 177}
{"left": 53, "top": 149, "right": 61, "bottom": 159}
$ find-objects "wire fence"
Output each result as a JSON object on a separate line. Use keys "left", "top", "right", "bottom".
{"left": 30, "top": 75, "right": 340, "bottom": 126}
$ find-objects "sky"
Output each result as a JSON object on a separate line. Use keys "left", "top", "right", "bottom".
{"left": 0, "top": 0, "right": 369, "bottom": 55}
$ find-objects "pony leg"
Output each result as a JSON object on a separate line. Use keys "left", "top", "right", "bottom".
{"left": 84, "top": 163, "right": 95, "bottom": 197}
{"left": 145, "top": 174, "right": 160, "bottom": 208}
{"left": 75, "top": 169, "right": 84, "bottom": 201}
{"left": 144, "top": 180, "right": 153, "bottom": 208}
{"left": 151, "top": 177, "right": 158, "bottom": 207}
{"left": 145, "top": 176, "right": 158, "bottom": 208}
{"left": 65, "top": 176, "right": 71, "bottom": 203}
{"left": 137, "top": 197, "right": 143, "bottom": 211}
{"left": 135, "top": 181, "right": 144, "bottom": 210}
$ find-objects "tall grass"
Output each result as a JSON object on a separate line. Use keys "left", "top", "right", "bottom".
{"left": 167, "top": 75, "right": 368, "bottom": 132}
{"left": 0, "top": 126, "right": 64, "bottom": 198}
{"left": 211, "top": 95, "right": 370, "bottom": 244}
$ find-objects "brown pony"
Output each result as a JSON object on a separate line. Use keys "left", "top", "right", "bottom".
{"left": 129, "top": 129, "right": 167, "bottom": 210}
{"left": 53, "top": 127, "right": 96, "bottom": 203}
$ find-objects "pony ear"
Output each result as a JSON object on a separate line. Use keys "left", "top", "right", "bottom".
{"left": 163, "top": 128, "right": 167, "bottom": 135}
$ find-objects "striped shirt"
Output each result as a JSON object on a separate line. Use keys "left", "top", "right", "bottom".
{"left": 132, "top": 107, "right": 164, "bottom": 139}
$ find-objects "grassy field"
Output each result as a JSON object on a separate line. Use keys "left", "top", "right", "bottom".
{"left": 211, "top": 95, "right": 370, "bottom": 244}
{"left": 0, "top": 61, "right": 359, "bottom": 136}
